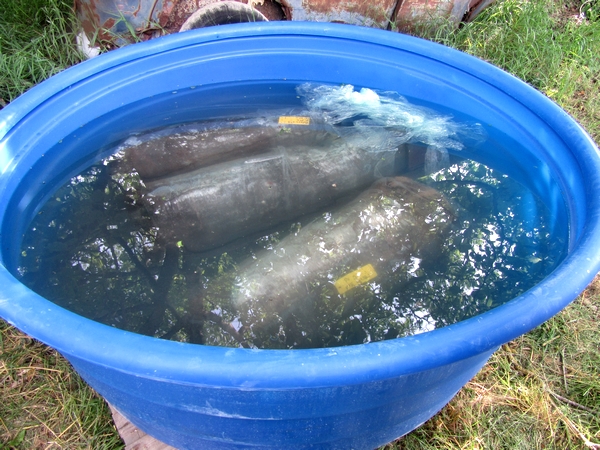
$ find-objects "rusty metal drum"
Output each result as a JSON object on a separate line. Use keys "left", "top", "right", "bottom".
{"left": 76, "top": 0, "right": 495, "bottom": 48}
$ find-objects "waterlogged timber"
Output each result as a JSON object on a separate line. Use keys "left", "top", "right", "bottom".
{"left": 124, "top": 83, "right": 482, "bottom": 253}
{"left": 144, "top": 138, "right": 396, "bottom": 252}
{"left": 233, "top": 177, "right": 453, "bottom": 305}
{"left": 119, "top": 117, "right": 340, "bottom": 179}
{"left": 219, "top": 176, "right": 455, "bottom": 347}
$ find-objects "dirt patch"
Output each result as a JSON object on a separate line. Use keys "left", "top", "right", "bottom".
{"left": 583, "top": 273, "right": 600, "bottom": 298}
{"left": 241, "top": 0, "right": 287, "bottom": 21}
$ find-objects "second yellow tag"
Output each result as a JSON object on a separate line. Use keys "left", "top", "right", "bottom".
{"left": 334, "top": 264, "right": 378, "bottom": 295}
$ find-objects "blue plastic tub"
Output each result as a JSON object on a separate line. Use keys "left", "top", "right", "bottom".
{"left": 1, "top": 23, "right": 599, "bottom": 449}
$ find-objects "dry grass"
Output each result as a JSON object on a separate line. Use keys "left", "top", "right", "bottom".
{"left": 0, "top": 321, "right": 123, "bottom": 448}
{"left": 2, "top": 279, "right": 598, "bottom": 448}
{"left": 390, "top": 275, "right": 600, "bottom": 449}
{"left": 385, "top": 1, "right": 600, "bottom": 444}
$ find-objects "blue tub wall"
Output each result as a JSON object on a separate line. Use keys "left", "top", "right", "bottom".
{"left": 1, "top": 22, "right": 600, "bottom": 449}
{"left": 0, "top": 264, "right": 496, "bottom": 449}
{"left": 69, "top": 350, "right": 494, "bottom": 449}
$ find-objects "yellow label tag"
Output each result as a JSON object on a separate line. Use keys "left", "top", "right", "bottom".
{"left": 334, "top": 264, "right": 378, "bottom": 295}
{"left": 278, "top": 116, "right": 311, "bottom": 125}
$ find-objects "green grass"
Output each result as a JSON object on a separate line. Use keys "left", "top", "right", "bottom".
{"left": 1, "top": 0, "right": 600, "bottom": 447}
{"left": 422, "top": 0, "right": 600, "bottom": 142}
{"left": 387, "top": 1, "right": 600, "bottom": 447}
{"left": 0, "top": 1, "right": 124, "bottom": 447}
{"left": 0, "top": 0, "right": 84, "bottom": 105}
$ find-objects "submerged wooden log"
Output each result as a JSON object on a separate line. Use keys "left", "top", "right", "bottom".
{"left": 186, "top": 176, "right": 454, "bottom": 348}
{"left": 119, "top": 119, "right": 339, "bottom": 179}
{"left": 143, "top": 140, "right": 397, "bottom": 252}
{"left": 232, "top": 176, "right": 455, "bottom": 312}
{"left": 185, "top": 177, "right": 455, "bottom": 348}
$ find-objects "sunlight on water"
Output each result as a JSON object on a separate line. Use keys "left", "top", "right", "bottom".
{"left": 16, "top": 84, "right": 568, "bottom": 349}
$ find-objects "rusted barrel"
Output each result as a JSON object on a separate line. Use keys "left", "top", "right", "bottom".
{"left": 282, "top": 0, "right": 492, "bottom": 29}
{"left": 76, "top": 0, "right": 495, "bottom": 49}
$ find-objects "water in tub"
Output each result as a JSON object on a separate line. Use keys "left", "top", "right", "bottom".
{"left": 17, "top": 84, "right": 568, "bottom": 349}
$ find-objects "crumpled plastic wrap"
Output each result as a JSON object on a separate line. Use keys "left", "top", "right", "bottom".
{"left": 297, "top": 83, "right": 484, "bottom": 152}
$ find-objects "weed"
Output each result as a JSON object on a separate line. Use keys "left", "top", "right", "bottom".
{"left": 388, "top": 2, "right": 600, "bottom": 446}
{"left": 431, "top": 0, "right": 600, "bottom": 143}
{"left": 389, "top": 275, "right": 600, "bottom": 449}
{"left": 0, "top": 0, "right": 84, "bottom": 104}
{"left": 90, "top": 11, "right": 167, "bottom": 52}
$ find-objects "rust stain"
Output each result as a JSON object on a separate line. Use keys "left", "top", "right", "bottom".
{"left": 164, "top": 0, "right": 286, "bottom": 32}
{"left": 395, "top": 0, "right": 454, "bottom": 28}
{"left": 159, "top": 0, "right": 205, "bottom": 33}
{"left": 78, "top": 0, "right": 484, "bottom": 47}
{"left": 132, "top": 0, "right": 143, "bottom": 17}
{"left": 113, "top": 0, "right": 141, "bottom": 15}
{"left": 94, "top": 17, "right": 118, "bottom": 46}
{"left": 301, "top": 0, "right": 396, "bottom": 24}
{"left": 157, "top": 0, "right": 175, "bottom": 27}
{"left": 278, "top": 0, "right": 293, "bottom": 20}
{"left": 77, "top": 0, "right": 288, "bottom": 45}
{"left": 75, "top": 0, "right": 101, "bottom": 38}
{"left": 103, "top": 17, "right": 117, "bottom": 28}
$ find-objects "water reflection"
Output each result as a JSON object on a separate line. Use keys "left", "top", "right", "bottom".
{"left": 18, "top": 156, "right": 566, "bottom": 349}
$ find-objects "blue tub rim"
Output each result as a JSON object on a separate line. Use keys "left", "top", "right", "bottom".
{"left": 1, "top": 21, "right": 599, "bottom": 389}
